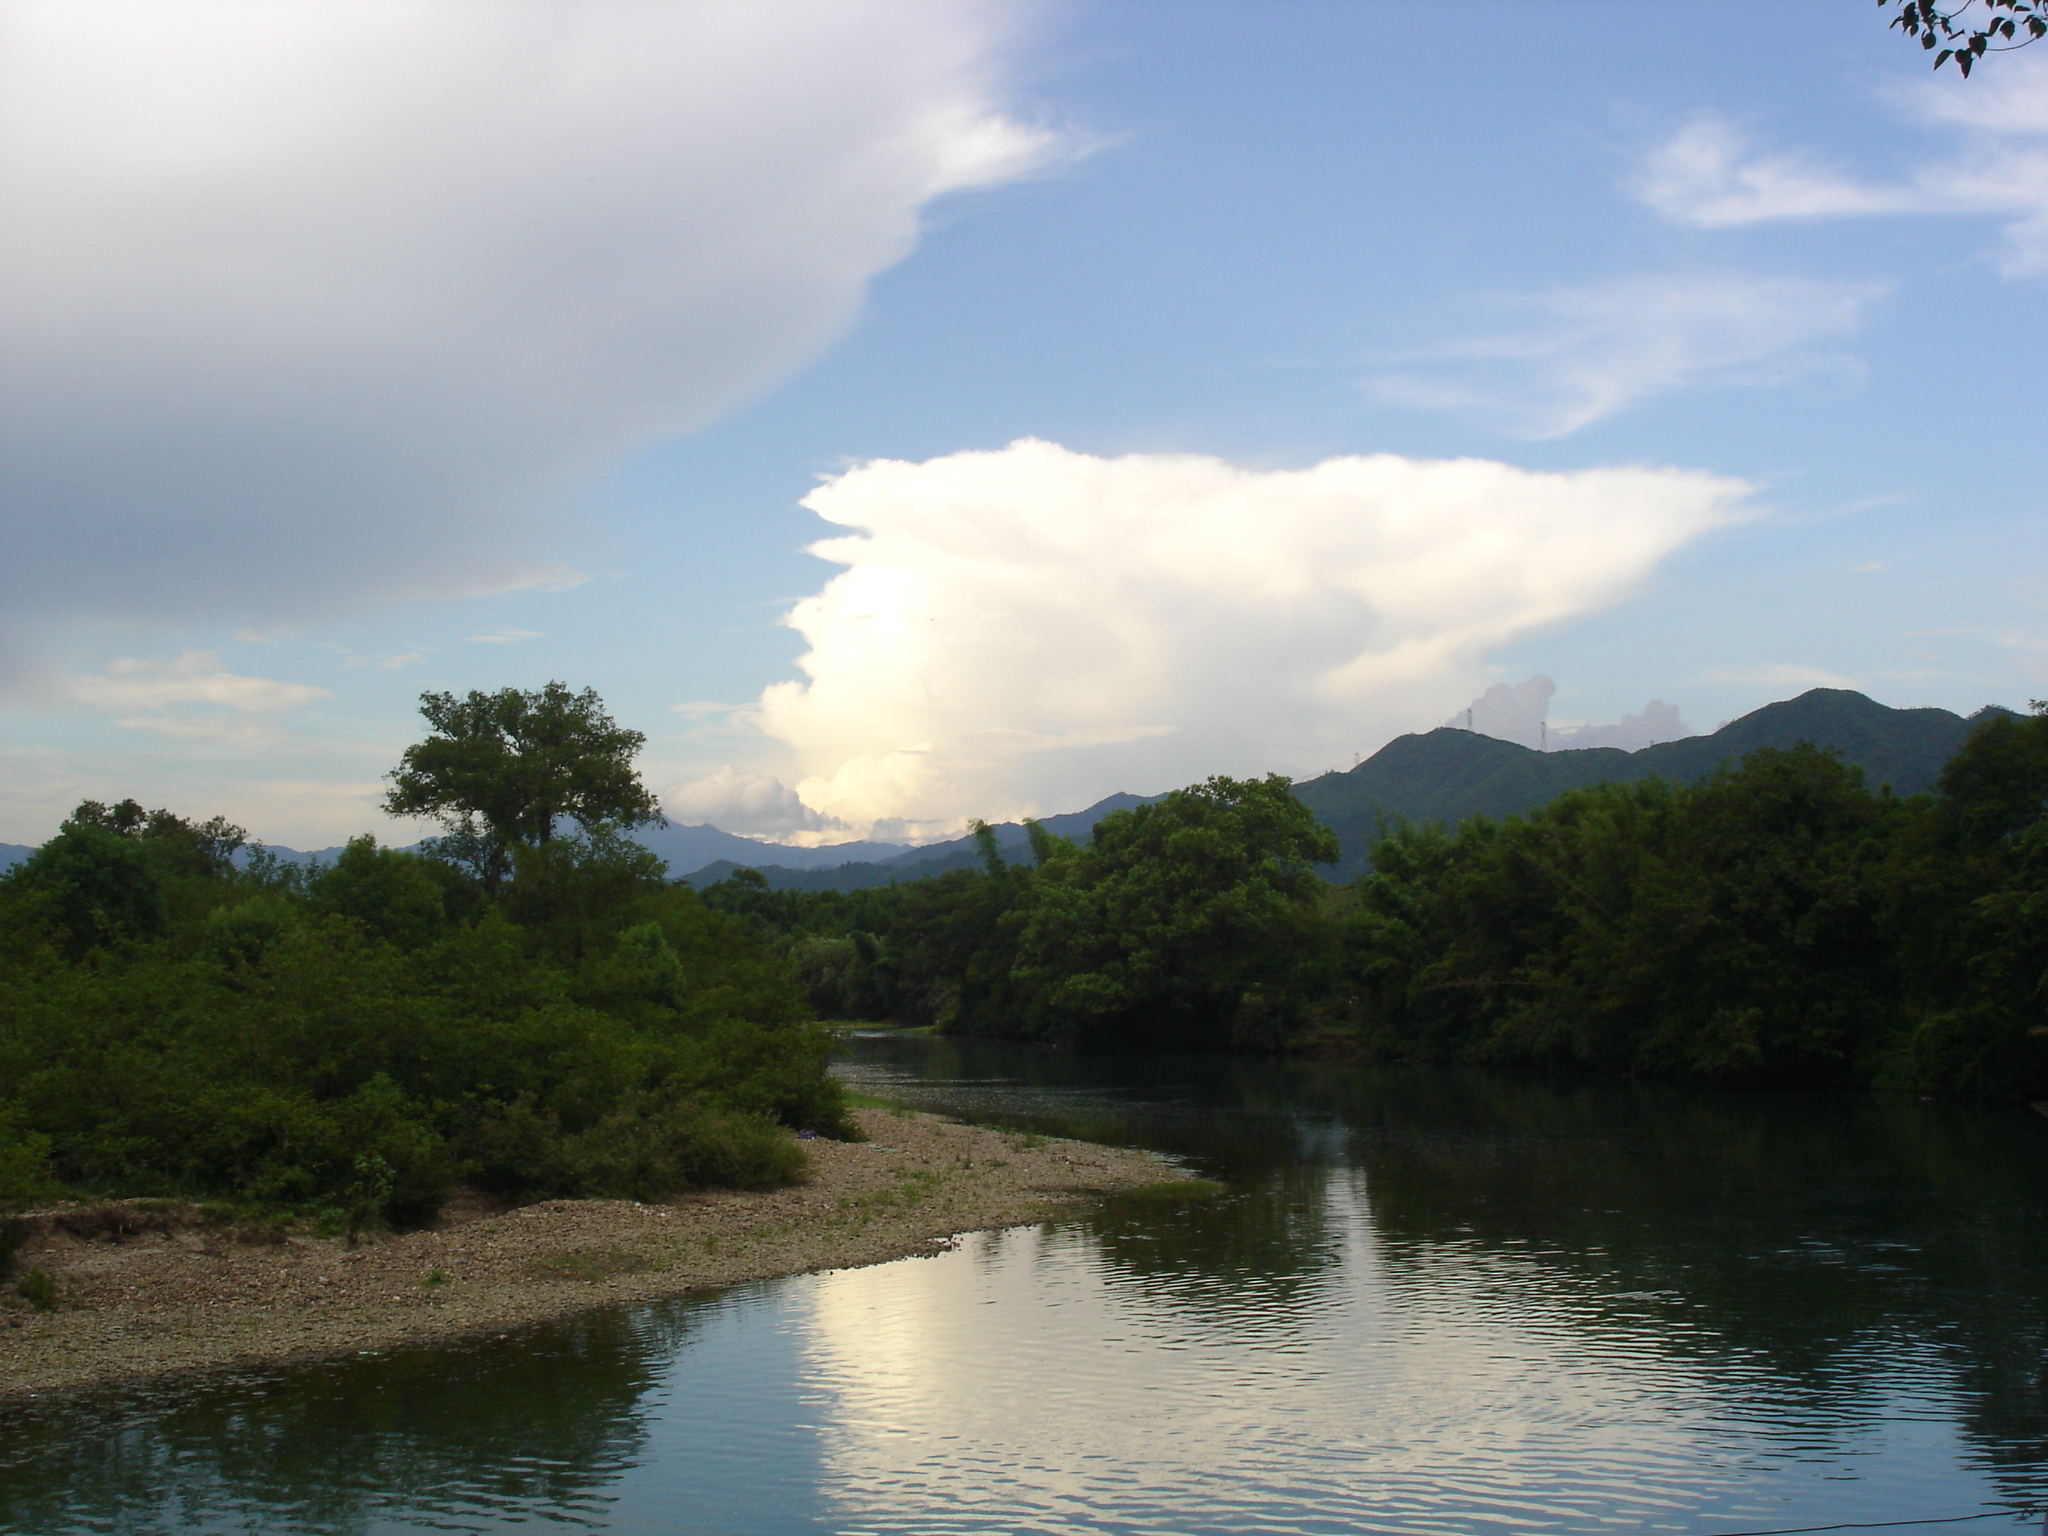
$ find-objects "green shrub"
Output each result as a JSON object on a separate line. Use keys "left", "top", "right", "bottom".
{"left": 17, "top": 1268, "right": 57, "bottom": 1312}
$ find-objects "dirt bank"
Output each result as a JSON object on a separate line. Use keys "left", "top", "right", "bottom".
{"left": 0, "top": 1109, "right": 1189, "bottom": 1401}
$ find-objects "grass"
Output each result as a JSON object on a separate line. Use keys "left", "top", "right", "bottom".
{"left": 840, "top": 1091, "right": 914, "bottom": 1114}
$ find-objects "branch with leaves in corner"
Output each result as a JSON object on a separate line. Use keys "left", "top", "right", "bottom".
{"left": 1882, "top": 0, "right": 2046, "bottom": 75}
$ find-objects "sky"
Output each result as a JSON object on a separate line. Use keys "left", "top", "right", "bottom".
{"left": 2, "top": 0, "right": 2044, "bottom": 849}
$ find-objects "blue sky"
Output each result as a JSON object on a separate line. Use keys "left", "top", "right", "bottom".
{"left": 3, "top": 0, "right": 2043, "bottom": 847}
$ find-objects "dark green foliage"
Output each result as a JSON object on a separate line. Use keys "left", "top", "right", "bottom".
{"left": 5, "top": 823, "right": 166, "bottom": 958}
{"left": 384, "top": 682, "right": 666, "bottom": 892}
{"left": 1351, "top": 747, "right": 1906, "bottom": 1084}
{"left": 1007, "top": 775, "right": 1339, "bottom": 1049}
{"left": 1882, "top": 705, "right": 2048, "bottom": 1096}
{"left": 708, "top": 776, "right": 1340, "bottom": 1051}
{"left": 710, "top": 714, "right": 2048, "bottom": 1103}
{"left": 0, "top": 788, "right": 847, "bottom": 1229}
{"left": 1350, "top": 720, "right": 2048, "bottom": 1101}
{"left": 308, "top": 836, "right": 451, "bottom": 949}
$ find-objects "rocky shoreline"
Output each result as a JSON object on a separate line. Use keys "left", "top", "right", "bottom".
{"left": 1, "top": 1108, "right": 1190, "bottom": 1402}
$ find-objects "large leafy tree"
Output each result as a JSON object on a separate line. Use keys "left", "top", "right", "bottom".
{"left": 384, "top": 683, "right": 664, "bottom": 892}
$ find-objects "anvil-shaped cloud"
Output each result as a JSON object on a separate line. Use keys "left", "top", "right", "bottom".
{"left": 673, "top": 440, "right": 1749, "bottom": 841}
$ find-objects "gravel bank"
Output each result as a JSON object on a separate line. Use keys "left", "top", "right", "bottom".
{"left": 0, "top": 1109, "right": 1188, "bottom": 1401}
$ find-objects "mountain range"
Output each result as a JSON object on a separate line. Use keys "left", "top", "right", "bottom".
{"left": 681, "top": 688, "right": 2005, "bottom": 889}
{"left": 0, "top": 689, "right": 2009, "bottom": 887}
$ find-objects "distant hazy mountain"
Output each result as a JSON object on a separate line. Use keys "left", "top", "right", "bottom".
{"left": 0, "top": 842, "right": 30, "bottom": 872}
{"left": 678, "top": 793, "right": 1159, "bottom": 891}
{"left": 635, "top": 822, "right": 914, "bottom": 874}
{"left": 1294, "top": 687, "right": 2003, "bottom": 878}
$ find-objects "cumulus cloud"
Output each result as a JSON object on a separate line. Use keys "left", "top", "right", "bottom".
{"left": 1449, "top": 675, "right": 1692, "bottom": 752}
{"left": 1367, "top": 273, "right": 1882, "bottom": 437}
{"left": 665, "top": 766, "right": 840, "bottom": 838}
{"left": 0, "top": 0, "right": 1052, "bottom": 675}
{"left": 1551, "top": 701, "right": 1690, "bottom": 752}
{"left": 1449, "top": 676, "right": 1556, "bottom": 749}
{"left": 1636, "top": 59, "right": 2048, "bottom": 273}
{"left": 738, "top": 440, "right": 1746, "bottom": 839}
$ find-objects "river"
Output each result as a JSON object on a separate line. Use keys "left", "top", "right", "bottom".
{"left": 2, "top": 1031, "right": 2044, "bottom": 1534}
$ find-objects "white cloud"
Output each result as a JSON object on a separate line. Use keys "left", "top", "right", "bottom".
{"left": 75, "top": 651, "right": 332, "bottom": 713}
{"left": 665, "top": 766, "right": 840, "bottom": 838}
{"left": 1702, "top": 663, "right": 1859, "bottom": 690}
{"left": 743, "top": 440, "right": 1747, "bottom": 838}
{"left": 1634, "top": 117, "right": 1924, "bottom": 226}
{"left": 1448, "top": 676, "right": 1555, "bottom": 748}
{"left": 1636, "top": 58, "right": 2048, "bottom": 273}
{"left": 321, "top": 644, "right": 427, "bottom": 670}
{"left": 465, "top": 628, "right": 543, "bottom": 645}
{"left": 1367, "top": 273, "right": 1882, "bottom": 437}
{"left": 1550, "top": 700, "right": 1690, "bottom": 752}
{"left": 0, "top": 0, "right": 1056, "bottom": 677}
{"left": 1449, "top": 674, "right": 1693, "bottom": 753}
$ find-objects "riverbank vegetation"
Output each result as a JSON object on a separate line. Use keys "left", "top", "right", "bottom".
{"left": 4, "top": 692, "right": 2041, "bottom": 1232}
{"left": 703, "top": 707, "right": 2048, "bottom": 1101}
{"left": 0, "top": 687, "right": 849, "bottom": 1225}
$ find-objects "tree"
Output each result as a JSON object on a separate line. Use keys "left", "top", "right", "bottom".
{"left": 65, "top": 797, "right": 245, "bottom": 878}
{"left": 383, "top": 683, "right": 664, "bottom": 892}
{"left": 1010, "top": 775, "right": 1340, "bottom": 1049}
{"left": 1881, "top": 0, "right": 2045, "bottom": 75}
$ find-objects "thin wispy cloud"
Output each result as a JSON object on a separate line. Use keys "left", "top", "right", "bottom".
{"left": 321, "top": 644, "right": 427, "bottom": 671}
{"left": 1701, "top": 663, "right": 1859, "bottom": 690}
{"left": 1636, "top": 57, "right": 2048, "bottom": 274}
{"left": 75, "top": 652, "right": 332, "bottom": 714}
{"left": 1367, "top": 273, "right": 1882, "bottom": 437}
{"left": 72, "top": 651, "right": 333, "bottom": 751}
{"left": 465, "top": 628, "right": 543, "bottom": 645}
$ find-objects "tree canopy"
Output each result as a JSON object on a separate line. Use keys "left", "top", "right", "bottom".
{"left": 384, "top": 683, "right": 664, "bottom": 892}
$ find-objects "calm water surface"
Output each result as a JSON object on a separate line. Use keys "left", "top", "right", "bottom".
{"left": 2, "top": 1035, "right": 2044, "bottom": 1535}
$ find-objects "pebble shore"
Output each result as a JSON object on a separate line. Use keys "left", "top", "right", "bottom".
{"left": 0, "top": 1108, "right": 1188, "bottom": 1401}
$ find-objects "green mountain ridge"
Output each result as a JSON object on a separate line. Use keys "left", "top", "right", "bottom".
{"left": 1296, "top": 687, "right": 2004, "bottom": 878}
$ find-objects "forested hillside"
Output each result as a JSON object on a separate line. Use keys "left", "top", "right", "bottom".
{"left": 1295, "top": 688, "right": 1997, "bottom": 877}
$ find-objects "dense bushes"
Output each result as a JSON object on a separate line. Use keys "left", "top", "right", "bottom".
{"left": 0, "top": 808, "right": 848, "bottom": 1227}
{"left": 707, "top": 776, "right": 1344, "bottom": 1051}
{"left": 1349, "top": 747, "right": 1909, "bottom": 1084}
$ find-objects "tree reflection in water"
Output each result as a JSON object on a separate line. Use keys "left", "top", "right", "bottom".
{"left": 0, "top": 1301, "right": 696, "bottom": 1534}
